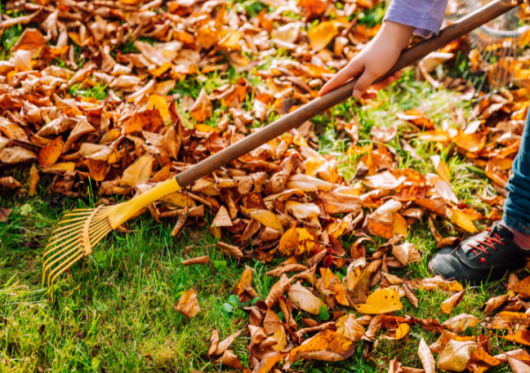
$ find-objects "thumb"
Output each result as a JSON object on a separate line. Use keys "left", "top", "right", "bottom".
{"left": 352, "top": 70, "right": 377, "bottom": 98}
{"left": 319, "top": 58, "right": 364, "bottom": 96}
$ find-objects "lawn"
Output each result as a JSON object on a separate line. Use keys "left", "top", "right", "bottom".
{"left": 0, "top": 0, "right": 528, "bottom": 371}
{"left": 1, "top": 73, "right": 522, "bottom": 372}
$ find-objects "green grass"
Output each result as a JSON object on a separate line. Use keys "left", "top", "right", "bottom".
{"left": 0, "top": 67, "right": 521, "bottom": 373}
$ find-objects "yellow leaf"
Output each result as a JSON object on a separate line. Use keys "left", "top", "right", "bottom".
{"left": 353, "top": 288, "right": 403, "bottom": 314}
{"left": 448, "top": 208, "right": 478, "bottom": 233}
{"left": 395, "top": 323, "right": 410, "bottom": 340}
{"left": 195, "top": 124, "right": 217, "bottom": 133}
{"left": 278, "top": 227, "right": 320, "bottom": 257}
{"left": 241, "top": 207, "right": 284, "bottom": 234}
{"left": 147, "top": 95, "right": 171, "bottom": 124}
{"left": 120, "top": 154, "right": 153, "bottom": 187}
{"left": 431, "top": 155, "right": 451, "bottom": 183}
{"left": 308, "top": 22, "right": 338, "bottom": 52}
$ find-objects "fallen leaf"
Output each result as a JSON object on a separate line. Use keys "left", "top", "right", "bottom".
{"left": 431, "top": 155, "right": 451, "bottom": 183}
{"left": 289, "top": 329, "right": 356, "bottom": 362}
{"left": 173, "top": 289, "right": 201, "bottom": 319}
{"left": 437, "top": 340, "right": 477, "bottom": 372}
{"left": 215, "top": 350, "right": 243, "bottom": 369}
{"left": 288, "top": 281, "right": 325, "bottom": 315}
{"left": 448, "top": 208, "right": 478, "bottom": 233}
{"left": 308, "top": 22, "right": 338, "bottom": 52}
{"left": 510, "top": 275, "right": 530, "bottom": 296}
{"left": 441, "top": 290, "right": 465, "bottom": 314}
{"left": 484, "top": 294, "right": 509, "bottom": 315}
{"left": 189, "top": 89, "right": 213, "bottom": 123}
{"left": 38, "top": 137, "right": 63, "bottom": 166}
{"left": 353, "top": 288, "right": 403, "bottom": 314}
{"left": 418, "top": 337, "right": 436, "bottom": 373}
{"left": 28, "top": 165, "right": 39, "bottom": 195}
{"left": 121, "top": 154, "right": 153, "bottom": 187}
{"left": 503, "top": 330, "right": 530, "bottom": 346}
{"left": 0, "top": 207, "right": 12, "bottom": 222}
{"left": 0, "top": 176, "right": 22, "bottom": 189}
{"left": 278, "top": 227, "right": 320, "bottom": 257}
{"left": 208, "top": 330, "right": 219, "bottom": 358}
{"left": 335, "top": 314, "right": 365, "bottom": 342}
{"left": 442, "top": 314, "right": 480, "bottom": 333}
{"left": 216, "top": 329, "right": 243, "bottom": 355}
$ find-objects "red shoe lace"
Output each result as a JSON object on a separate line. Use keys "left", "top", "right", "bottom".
{"left": 469, "top": 228, "right": 506, "bottom": 263}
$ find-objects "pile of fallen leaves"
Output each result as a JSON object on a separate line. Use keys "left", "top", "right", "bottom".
{"left": 3, "top": 0, "right": 530, "bottom": 371}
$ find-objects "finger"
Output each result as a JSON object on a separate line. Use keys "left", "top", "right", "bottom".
{"left": 371, "top": 75, "right": 397, "bottom": 91}
{"left": 352, "top": 70, "right": 376, "bottom": 98}
{"left": 361, "top": 90, "right": 377, "bottom": 100}
{"left": 371, "top": 71, "right": 402, "bottom": 90}
{"left": 319, "top": 59, "right": 364, "bottom": 96}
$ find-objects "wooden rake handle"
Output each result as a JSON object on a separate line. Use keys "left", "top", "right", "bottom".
{"left": 176, "top": 0, "right": 523, "bottom": 188}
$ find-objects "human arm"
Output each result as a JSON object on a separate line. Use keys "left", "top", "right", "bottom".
{"left": 319, "top": 0, "right": 449, "bottom": 98}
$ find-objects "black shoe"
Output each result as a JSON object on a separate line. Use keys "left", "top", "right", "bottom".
{"left": 428, "top": 222, "right": 528, "bottom": 285}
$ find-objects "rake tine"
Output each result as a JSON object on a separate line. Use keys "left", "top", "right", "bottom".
{"left": 492, "top": 40, "right": 509, "bottom": 93}
{"left": 43, "top": 245, "right": 83, "bottom": 286}
{"left": 500, "top": 36, "right": 514, "bottom": 90}
{"left": 510, "top": 33, "right": 519, "bottom": 86}
{"left": 43, "top": 235, "right": 82, "bottom": 260}
{"left": 48, "top": 252, "right": 85, "bottom": 288}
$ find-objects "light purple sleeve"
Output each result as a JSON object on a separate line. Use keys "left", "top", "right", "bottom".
{"left": 383, "top": 0, "right": 449, "bottom": 37}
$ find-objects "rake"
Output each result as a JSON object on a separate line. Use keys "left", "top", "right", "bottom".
{"left": 42, "top": 0, "right": 525, "bottom": 289}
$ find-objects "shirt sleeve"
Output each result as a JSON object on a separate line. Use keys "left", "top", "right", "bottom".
{"left": 383, "top": 0, "right": 449, "bottom": 37}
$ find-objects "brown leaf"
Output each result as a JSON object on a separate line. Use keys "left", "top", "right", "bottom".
{"left": 189, "top": 89, "right": 213, "bottom": 123}
{"left": 267, "top": 263, "right": 307, "bottom": 277}
{"left": 215, "top": 328, "right": 243, "bottom": 355}
{"left": 265, "top": 274, "right": 291, "bottom": 308}
{"left": 278, "top": 227, "right": 320, "bottom": 257}
{"left": 418, "top": 338, "right": 436, "bottom": 373}
{"left": 0, "top": 176, "right": 21, "bottom": 189}
{"left": 336, "top": 314, "right": 365, "bottom": 342}
{"left": 442, "top": 314, "right": 479, "bottom": 333}
{"left": 510, "top": 275, "right": 530, "bottom": 296}
{"left": 437, "top": 340, "right": 477, "bottom": 372}
{"left": 289, "top": 329, "right": 355, "bottom": 362}
{"left": 0, "top": 207, "right": 12, "bottom": 222}
{"left": 28, "top": 164, "right": 39, "bottom": 195}
{"left": 441, "top": 290, "right": 465, "bottom": 314}
{"left": 216, "top": 242, "right": 244, "bottom": 258}
{"left": 215, "top": 349, "right": 243, "bottom": 369}
{"left": 38, "top": 137, "right": 63, "bottom": 166}
{"left": 288, "top": 281, "right": 324, "bottom": 315}
{"left": 208, "top": 330, "right": 219, "bottom": 358}
{"left": 120, "top": 154, "right": 153, "bottom": 187}
{"left": 484, "top": 294, "right": 509, "bottom": 315}
{"left": 252, "top": 351, "right": 285, "bottom": 373}
{"left": 503, "top": 330, "right": 530, "bottom": 346}
{"left": 0, "top": 147, "right": 37, "bottom": 164}
{"left": 371, "top": 124, "right": 397, "bottom": 143}
{"left": 507, "top": 355, "right": 530, "bottom": 373}
{"left": 353, "top": 288, "right": 402, "bottom": 314}
{"left": 264, "top": 309, "right": 282, "bottom": 335}
{"left": 210, "top": 205, "right": 232, "bottom": 237}
{"left": 173, "top": 289, "right": 200, "bottom": 319}
{"left": 182, "top": 256, "right": 210, "bottom": 266}
{"left": 233, "top": 265, "right": 254, "bottom": 295}
{"left": 403, "top": 282, "right": 418, "bottom": 308}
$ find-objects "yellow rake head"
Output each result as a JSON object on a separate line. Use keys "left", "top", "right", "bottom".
{"left": 42, "top": 205, "right": 114, "bottom": 288}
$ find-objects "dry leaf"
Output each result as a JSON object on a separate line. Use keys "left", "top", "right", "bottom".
{"left": 0, "top": 176, "right": 21, "bottom": 189}
{"left": 0, "top": 207, "right": 12, "bottom": 222}
{"left": 121, "top": 154, "right": 153, "bottom": 187}
{"left": 335, "top": 314, "right": 365, "bottom": 342}
{"left": 353, "top": 288, "right": 402, "bottom": 314}
{"left": 288, "top": 281, "right": 324, "bottom": 315}
{"left": 215, "top": 350, "right": 243, "bottom": 369}
{"left": 437, "top": 340, "right": 477, "bottom": 372}
{"left": 418, "top": 338, "right": 436, "bottom": 373}
{"left": 442, "top": 314, "right": 480, "bottom": 333}
{"left": 216, "top": 329, "right": 243, "bottom": 355}
{"left": 484, "top": 294, "right": 509, "bottom": 315}
{"left": 289, "top": 329, "right": 356, "bottom": 362}
{"left": 441, "top": 290, "right": 465, "bottom": 314}
{"left": 38, "top": 137, "right": 63, "bottom": 166}
{"left": 174, "top": 289, "right": 200, "bottom": 319}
